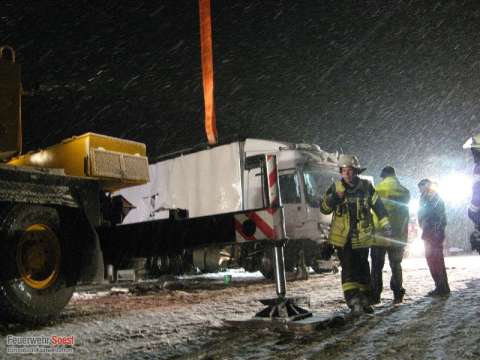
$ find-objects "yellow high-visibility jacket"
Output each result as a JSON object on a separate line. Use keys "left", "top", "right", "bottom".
{"left": 372, "top": 176, "right": 410, "bottom": 247}
{"left": 320, "top": 177, "right": 390, "bottom": 249}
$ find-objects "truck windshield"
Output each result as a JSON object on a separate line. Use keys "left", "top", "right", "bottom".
{"left": 303, "top": 167, "right": 337, "bottom": 207}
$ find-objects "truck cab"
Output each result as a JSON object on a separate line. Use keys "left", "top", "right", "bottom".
{"left": 243, "top": 139, "right": 336, "bottom": 242}
{"left": 242, "top": 139, "right": 338, "bottom": 273}
{"left": 279, "top": 162, "right": 334, "bottom": 242}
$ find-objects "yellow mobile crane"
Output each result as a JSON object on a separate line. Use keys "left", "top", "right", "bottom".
{"left": 0, "top": 46, "right": 149, "bottom": 323}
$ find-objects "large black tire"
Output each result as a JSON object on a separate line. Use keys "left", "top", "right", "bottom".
{"left": 148, "top": 253, "right": 192, "bottom": 277}
{"left": 258, "top": 248, "right": 296, "bottom": 280}
{"left": 259, "top": 251, "right": 275, "bottom": 280}
{"left": 309, "top": 243, "right": 336, "bottom": 274}
{"left": 311, "top": 261, "right": 334, "bottom": 274}
{"left": 0, "top": 205, "right": 75, "bottom": 324}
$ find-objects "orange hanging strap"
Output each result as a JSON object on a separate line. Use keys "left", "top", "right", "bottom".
{"left": 199, "top": 0, "right": 218, "bottom": 145}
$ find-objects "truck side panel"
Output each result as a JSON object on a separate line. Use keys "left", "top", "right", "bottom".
{"left": 119, "top": 142, "right": 244, "bottom": 223}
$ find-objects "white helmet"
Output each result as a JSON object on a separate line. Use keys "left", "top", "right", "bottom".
{"left": 463, "top": 134, "right": 480, "bottom": 149}
{"left": 338, "top": 154, "right": 366, "bottom": 173}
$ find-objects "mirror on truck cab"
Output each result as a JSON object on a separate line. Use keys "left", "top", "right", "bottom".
{"left": 301, "top": 164, "right": 338, "bottom": 208}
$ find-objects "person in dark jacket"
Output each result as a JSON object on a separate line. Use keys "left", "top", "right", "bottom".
{"left": 370, "top": 166, "right": 410, "bottom": 304}
{"left": 463, "top": 134, "right": 480, "bottom": 253}
{"left": 417, "top": 178, "right": 450, "bottom": 296}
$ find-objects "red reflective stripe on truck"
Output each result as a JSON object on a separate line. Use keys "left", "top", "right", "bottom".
{"left": 268, "top": 169, "right": 277, "bottom": 190}
{"left": 266, "top": 207, "right": 277, "bottom": 215}
{"left": 247, "top": 211, "right": 276, "bottom": 240}
{"left": 234, "top": 218, "right": 256, "bottom": 241}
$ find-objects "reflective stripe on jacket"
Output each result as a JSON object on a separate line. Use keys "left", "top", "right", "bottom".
{"left": 372, "top": 176, "right": 410, "bottom": 247}
{"left": 320, "top": 177, "right": 389, "bottom": 249}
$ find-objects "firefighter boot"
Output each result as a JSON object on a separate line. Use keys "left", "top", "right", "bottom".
{"left": 348, "top": 296, "right": 364, "bottom": 317}
{"left": 427, "top": 288, "right": 450, "bottom": 297}
{"left": 393, "top": 288, "right": 405, "bottom": 304}
{"left": 360, "top": 293, "right": 374, "bottom": 314}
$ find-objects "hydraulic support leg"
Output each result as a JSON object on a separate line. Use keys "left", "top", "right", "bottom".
{"left": 254, "top": 239, "right": 312, "bottom": 321}
{"left": 249, "top": 154, "right": 312, "bottom": 321}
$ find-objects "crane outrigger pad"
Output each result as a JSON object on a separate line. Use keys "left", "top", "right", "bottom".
{"left": 224, "top": 295, "right": 350, "bottom": 333}
{"left": 225, "top": 312, "right": 346, "bottom": 334}
{"left": 254, "top": 296, "right": 311, "bottom": 321}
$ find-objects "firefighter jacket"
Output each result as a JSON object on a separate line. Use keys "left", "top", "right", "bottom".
{"left": 468, "top": 162, "right": 480, "bottom": 227}
{"left": 372, "top": 176, "right": 410, "bottom": 247}
{"left": 320, "top": 177, "right": 390, "bottom": 249}
{"left": 418, "top": 191, "right": 446, "bottom": 242}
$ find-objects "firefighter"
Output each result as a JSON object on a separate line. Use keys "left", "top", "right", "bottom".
{"left": 320, "top": 154, "right": 391, "bottom": 315}
{"left": 370, "top": 166, "right": 410, "bottom": 304}
{"left": 417, "top": 179, "right": 450, "bottom": 296}
{"left": 463, "top": 134, "right": 480, "bottom": 253}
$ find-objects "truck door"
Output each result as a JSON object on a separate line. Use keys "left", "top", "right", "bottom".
{"left": 279, "top": 170, "right": 308, "bottom": 238}
{"left": 301, "top": 165, "right": 336, "bottom": 241}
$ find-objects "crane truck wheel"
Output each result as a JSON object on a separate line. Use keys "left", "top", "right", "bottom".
{"left": 258, "top": 249, "right": 295, "bottom": 280}
{"left": 0, "top": 205, "right": 75, "bottom": 324}
{"left": 259, "top": 251, "right": 275, "bottom": 280}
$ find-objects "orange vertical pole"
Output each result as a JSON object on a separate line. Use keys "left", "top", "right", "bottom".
{"left": 199, "top": 0, "right": 218, "bottom": 145}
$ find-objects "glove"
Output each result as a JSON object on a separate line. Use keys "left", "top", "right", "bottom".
{"left": 383, "top": 223, "right": 393, "bottom": 238}
{"left": 470, "top": 230, "right": 480, "bottom": 253}
{"left": 327, "top": 192, "right": 344, "bottom": 207}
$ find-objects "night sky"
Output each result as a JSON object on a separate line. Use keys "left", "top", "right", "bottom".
{"left": 2, "top": 0, "right": 480, "bottom": 192}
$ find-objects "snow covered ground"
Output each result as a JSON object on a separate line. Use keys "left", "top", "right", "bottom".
{"left": 1, "top": 255, "right": 479, "bottom": 359}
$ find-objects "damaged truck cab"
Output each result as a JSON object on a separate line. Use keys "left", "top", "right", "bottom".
{"left": 238, "top": 139, "right": 338, "bottom": 276}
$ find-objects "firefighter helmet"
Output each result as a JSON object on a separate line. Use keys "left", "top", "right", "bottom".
{"left": 338, "top": 154, "right": 366, "bottom": 173}
{"left": 463, "top": 134, "right": 480, "bottom": 149}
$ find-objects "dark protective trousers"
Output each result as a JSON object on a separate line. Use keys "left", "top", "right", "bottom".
{"left": 370, "top": 246, "right": 405, "bottom": 301}
{"left": 424, "top": 240, "right": 450, "bottom": 293}
{"left": 336, "top": 240, "right": 371, "bottom": 307}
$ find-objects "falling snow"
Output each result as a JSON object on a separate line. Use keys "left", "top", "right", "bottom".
{"left": 1, "top": 2, "right": 480, "bottom": 356}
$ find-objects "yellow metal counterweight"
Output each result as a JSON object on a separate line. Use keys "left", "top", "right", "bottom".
{"left": 8, "top": 132, "right": 149, "bottom": 191}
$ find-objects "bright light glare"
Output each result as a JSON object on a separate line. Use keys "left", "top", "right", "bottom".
{"left": 408, "top": 199, "right": 419, "bottom": 214}
{"left": 437, "top": 173, "right": 472, "bottom": 206}
{"left": 408, "top": 236, "right": 424, "bottom": 257}
{"left": 29, "top": 150, "right": 52, "bottom": 165}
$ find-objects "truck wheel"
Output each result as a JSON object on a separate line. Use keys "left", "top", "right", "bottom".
{"left": 259, "top": 248, "right": 295, "bottom": 280}
{"left": 0, "top": 205, "right": 75, "bottom": 324}
{"left": 259, "top": 251, "right": 274, "bottom": 280}
{"left": 311, "top": 259, "right": 336, "bottom": 274}
{"left": 148, "top": 256, "right": 168, "bottom": 276}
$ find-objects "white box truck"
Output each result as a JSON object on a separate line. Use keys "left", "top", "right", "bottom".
{"left": 103, "top": 139, "right": 341, "bottom": 278}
